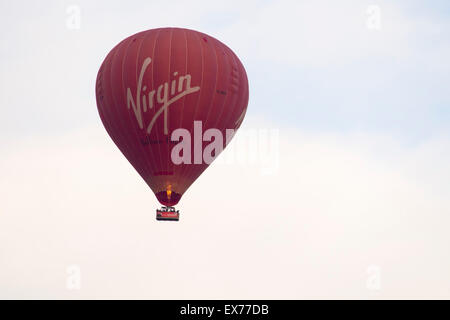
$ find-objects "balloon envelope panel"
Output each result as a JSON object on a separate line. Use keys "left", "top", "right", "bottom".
{"left": 96, "top": 27, "right": 249, "bottom": 206}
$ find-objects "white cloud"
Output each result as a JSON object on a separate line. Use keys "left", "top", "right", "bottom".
{"left": 1, "top": 121, "right": 450, "bottom": 299}
{"left": 216, "top": 0, "right": 447, "bottom": 69}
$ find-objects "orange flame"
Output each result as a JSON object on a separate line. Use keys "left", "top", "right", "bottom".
{"left": 166, "top": 185, "right": 172, "bottom": 200}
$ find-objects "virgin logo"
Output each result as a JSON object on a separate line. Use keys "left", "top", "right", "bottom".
{"left": 126, "top": 57, "right": 200, "bottom": 135}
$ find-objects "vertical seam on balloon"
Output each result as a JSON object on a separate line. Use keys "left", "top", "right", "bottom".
{"left": 201, "top": 38, "right": 220, "bottom": 129}
{"left": 151, "top": 29, "right": 165, "bottom": 187}
{"left": 238, "top": 58, "right": 249, "bottom": 130}
{"left": 166, "top": 28, "right": 174, "bottom": 186}
{"left": 203, "top": 45, "right": 238, "bottom": 166}
{"left": 177, "top": 29, "right": 188, "bottom": 135}
{"left": 97, "top": 60, "right": 115, "bottom": 145}
{"left": 177, "top": 31, "right": 204, "bottom": 192}
{"left": 132, "top": 30, "right": 156, "bottom": 186}
{"left": 143, "top": 30, "right": 162, "bottom": 189}
{"left": 103, "top": 45, "right": 126, "bottom": 152}
{"left": 207, "top": 45, "right": 232, "bottom": 171}
{"left": 182, "top": 35, "right": 220, "bottom": 190}
{"left": 120, "top": 32, "right": 151, "bottom": 183}
{"left": 144, "top": 29, "right": 163, "bottom": 190}
{"left": 174, "top": 29, "right": 188, "bottom": 194}
{"left": 200, "top": 37, "right": 221, "bottom": 150}
{"left": 221, "top": 50, "right": 241, "bottom": 133}
{"left": 209, "top": 44, "right": 232, "bottom": 133}
{"left": 116, "top": 42, "right": 135, "bottom": 160}
{"left": 232, "top": 51, "right": 248, "bottom": 131}
{"left": 109, "top": 38, "right": 138, "bottom": 179}
{"left": 106, "top": 45, "right": 122, "bottom": 143}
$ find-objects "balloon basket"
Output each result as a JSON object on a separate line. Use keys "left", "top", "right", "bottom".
{"left": 156, "top": 206, "right": 180, "bottom": 221}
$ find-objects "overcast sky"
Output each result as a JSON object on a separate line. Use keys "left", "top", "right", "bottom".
{"left": 1, "top": 0, "right": 450, "bottom": 299}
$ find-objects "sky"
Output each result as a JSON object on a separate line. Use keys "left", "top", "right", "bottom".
{"left": 1, "top": 0, "right": 450, "bottom": 299}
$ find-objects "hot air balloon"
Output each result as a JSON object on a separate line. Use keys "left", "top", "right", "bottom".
{"left": 95, "top": 27, "right": 249, "bottom": 221}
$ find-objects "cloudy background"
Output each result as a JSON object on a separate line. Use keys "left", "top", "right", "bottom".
{"left": 1, "top": 0, "right": 450, "bottom": 299}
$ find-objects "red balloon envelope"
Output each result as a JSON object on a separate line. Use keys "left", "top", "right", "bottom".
{"left": 95, "top": 27, "right": 249, "bottom": 208}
